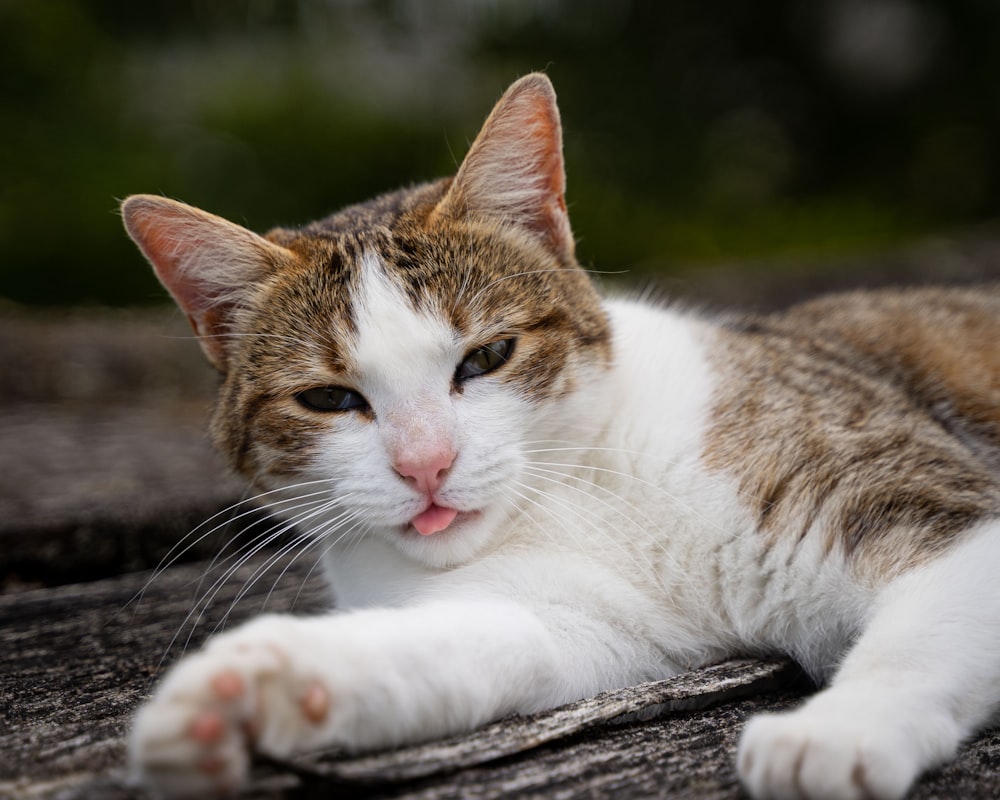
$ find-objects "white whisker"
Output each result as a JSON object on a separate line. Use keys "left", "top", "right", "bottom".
{"left": 512, "top": 479, "right": 663, "bottom": 588}
{"left": 225, "top": 504, "right": 366, "bottom": 624}
{"left": 155, "top": 493, "right": 355, "bottom": 669}
{"left": 519, "top": 464, "right": 699, "bottom": 594}
{"left": 522, "top": 443, "right": 744, "bottom": 540}
{"left": 126, "top": 479, "right": 342, "bottom": 613}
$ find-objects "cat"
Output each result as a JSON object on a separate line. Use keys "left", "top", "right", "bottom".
{"left": 122, "top": 73, "right": 1000, "bottom": 799}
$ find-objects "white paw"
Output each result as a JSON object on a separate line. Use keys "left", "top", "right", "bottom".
{"left": 737, "top": 700, "right": 921, "bottom": 800}
{"left": 129, "top": 616, "right": 334, "bottom": 798}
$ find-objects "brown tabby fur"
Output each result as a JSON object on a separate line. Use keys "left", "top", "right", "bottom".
{"left": 212, "top": 184, "right": 611, "bottom": 483}
{"left": 705, "top": 286, "right": 1000, "bottom": 580}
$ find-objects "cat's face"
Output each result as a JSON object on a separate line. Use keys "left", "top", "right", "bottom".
{"left": 123, "top": 74, "right": 612, "bottom": 567}
{"left": 215, "top": 197, "right": 610, "bottom": 567}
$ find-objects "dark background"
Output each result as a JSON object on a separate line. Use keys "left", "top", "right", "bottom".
{"left": 3, "top": 0, "right": 1000, "bottom": 308}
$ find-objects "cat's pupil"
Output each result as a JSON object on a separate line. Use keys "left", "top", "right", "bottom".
{"left": 296, "top": 386, "right": 368, "bottom": 413}
{"left": 457, "top": 338, "right": 515, "bottom": 381}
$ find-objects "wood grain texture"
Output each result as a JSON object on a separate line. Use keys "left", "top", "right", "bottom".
{"left": 2, "top": 555, "right": 998, "bottom": 800}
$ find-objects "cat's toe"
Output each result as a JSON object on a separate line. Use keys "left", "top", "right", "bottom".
{"left": 129, "top": 689, "right": 252, "bottom": 798}
{"left": 737, "top": 706, "right": 918, "bottom": 800}
{"left": 130, "top": 621, "right": 334, "bottom": 797}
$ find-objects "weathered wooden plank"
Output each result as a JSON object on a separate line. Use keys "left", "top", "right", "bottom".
{"left": 0, "top": 310, "right": 245, "bottom": 591}
{"left": 0, "top": 554, "right": 329, "bottom": 799}
{"left": 3, "top": 556, "right": 999, "bottom": 799}
{"left": 281, "top": 659, "right": 803, "bottom": 784}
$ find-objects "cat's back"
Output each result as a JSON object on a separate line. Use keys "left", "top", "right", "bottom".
{"left": 702, "top": 285, "right": 1000, "bottom": 579}
{"left": 782, "top": 285, "right": 1000, "bottom": 445}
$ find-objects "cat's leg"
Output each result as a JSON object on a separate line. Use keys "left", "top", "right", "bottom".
{"left": 129, "top": 595, "right": 602, "bottom": 798}
{"left": 737, "top": 524, "right": 1000, "bottom": 800}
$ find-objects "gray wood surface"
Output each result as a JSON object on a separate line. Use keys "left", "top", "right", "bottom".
{"left": 2, "top": 554, "right": 998, "bottom": 799}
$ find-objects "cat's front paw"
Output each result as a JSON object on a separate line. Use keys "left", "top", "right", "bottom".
{"left": 129, "top": 616, "right": 333, "bottom": 798}
{"left": 737, "top": 700, "right": 922, "bottom": 800}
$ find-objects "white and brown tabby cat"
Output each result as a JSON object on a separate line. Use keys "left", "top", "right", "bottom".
{"left": 122, "top": 73, "right": 1000, "bottom": 799}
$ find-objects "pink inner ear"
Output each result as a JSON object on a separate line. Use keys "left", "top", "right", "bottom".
{"left": 443, "top": 74, "right": 575, "bottom": 259}
{"left": 124, "top": 206, "right": 219, "bottom": 318}
{"left": 519, "top": 103, "right": 572, "bottom": 249}
{"left": 524, "top": 104, "right": 566, "bottom": 198}
{"left": 121, "top": 195, "right": 283, "bottom": 370}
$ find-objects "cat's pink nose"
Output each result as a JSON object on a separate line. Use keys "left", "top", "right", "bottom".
{"left": 394, "top": 449, "right": 455, "bottom": 494}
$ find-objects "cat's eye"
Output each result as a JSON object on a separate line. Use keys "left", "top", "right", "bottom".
{"left": 456, "top": 338, "right": 515, "bottom": 381}
{"left": 296, "top": 386, "right": 369, "bottom": 413}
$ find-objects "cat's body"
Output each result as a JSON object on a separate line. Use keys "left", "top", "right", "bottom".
{"left": 123, "top": 75, "right": 1000, "bottom": 799}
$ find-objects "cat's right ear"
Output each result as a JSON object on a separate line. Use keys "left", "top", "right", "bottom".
{"left": 121, "top": 195, "right": 293, "bottom": 371}
{"left": 436, "top": 73, "right": 574, "bottom": 260}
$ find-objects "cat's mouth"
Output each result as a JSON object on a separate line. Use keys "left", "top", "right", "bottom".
{"left": 408, "top": 503, "right": 480, "bottom": 536}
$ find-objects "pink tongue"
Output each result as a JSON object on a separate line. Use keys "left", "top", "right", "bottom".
{"left": 411, "top": 504, "right": 459, "bottom": 536}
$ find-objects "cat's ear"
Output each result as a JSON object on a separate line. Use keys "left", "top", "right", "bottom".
{"left": 121, "top": 195, "right": 293, "bottom": 371}
{"left": 439, "top": 73, "right": 574, "bottom": 258}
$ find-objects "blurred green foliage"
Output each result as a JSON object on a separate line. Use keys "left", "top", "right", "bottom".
{"left": 1, "top": 0, "right": 998, "bottom": 306}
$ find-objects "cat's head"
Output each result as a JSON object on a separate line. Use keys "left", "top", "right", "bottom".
{"left": 122, "top": 73, "right": 612, "bottom": 568}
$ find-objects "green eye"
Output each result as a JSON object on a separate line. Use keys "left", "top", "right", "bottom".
{"left": 457, "top": 338, "right": 515, "bottom": 381}
{"left": 296, "top": 386, "right": 369, "bottom": 413}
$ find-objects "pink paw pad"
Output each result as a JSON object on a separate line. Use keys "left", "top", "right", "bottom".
{"left": 189, "top": 711, "right": 226, "bottom": 744}
{"left": 210, "top": 670, "right": 246, "bottom": 701}
{"left": 301, "top": 682, "right": 330, "bottom": 723}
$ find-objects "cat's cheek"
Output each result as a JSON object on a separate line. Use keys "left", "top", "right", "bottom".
{"left": 303, "top": 426, "right": 396, "bottom": 495}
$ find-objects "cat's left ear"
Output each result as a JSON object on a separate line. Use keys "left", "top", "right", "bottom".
{"left": 438, "top": 73, "right": 574, "bottom": 259}
{"left": 121, "top": 195, "right": 294, "bottom": 371}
